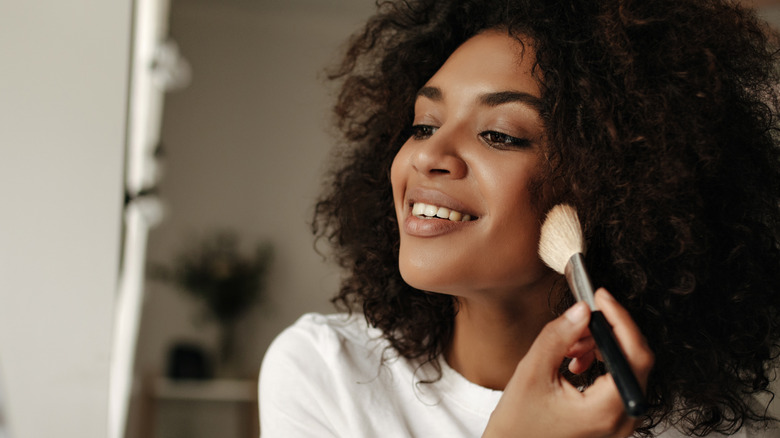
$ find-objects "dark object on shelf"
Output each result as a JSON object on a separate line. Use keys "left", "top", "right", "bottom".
{"left": 167, "top": 343, "right": 212, "bottom": 380}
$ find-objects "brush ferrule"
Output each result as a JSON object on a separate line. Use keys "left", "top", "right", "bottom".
{"left": 564, "top": 253, "right": 597, "bottom": 311}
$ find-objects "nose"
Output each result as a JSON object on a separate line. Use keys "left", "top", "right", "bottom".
{"left": 409, "top": 127, "right": 468, "bottom": 179}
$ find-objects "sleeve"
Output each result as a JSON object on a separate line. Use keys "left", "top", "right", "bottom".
{"left": 258, "top": 314, "right": 342, "bottom": 438}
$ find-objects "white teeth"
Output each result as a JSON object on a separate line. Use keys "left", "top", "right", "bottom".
{"left": 411, "top": 202, "right": 474, "bottom": 222}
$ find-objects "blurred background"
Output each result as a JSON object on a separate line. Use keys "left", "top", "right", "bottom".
{"left": 1, "top": 1, "right": 779, "bottom": 438}
{"left": 126, "top": 1, "right": 373, "bottom": 436}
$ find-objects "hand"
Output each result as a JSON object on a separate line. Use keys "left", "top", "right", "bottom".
{"left": 482, "top": 289, "right": 654, "bottom": 438}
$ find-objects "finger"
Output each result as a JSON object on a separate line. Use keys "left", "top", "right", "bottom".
{"left": 590, "top": 375, "right": 645, "bottom": 437}
{"left": 525, "top": 301, "right": 591, "bottom": 373}
{"left": 593, "top": 288, "right": 645, "bottom": 352}
{"left": 583, "top": 373, "right": 638, "bottom": 432}
{"left": 568, "top": 350, "right": 595, "bottom": 374}
{"left": 594, "top": 288, "right": 655, "bottom": 384}
{"left": 565, "top": 335, "right": 595, "bottom": 358}
{"left": 585, "top": 288, "right": 654, "bottom": 422}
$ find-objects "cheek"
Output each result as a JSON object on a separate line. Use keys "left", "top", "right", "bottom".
{"left": 486, "top": 213, "right": 546, "bottom": 280}
{"left": 481, "top": 171, "right": 548, "bottom": 275}
{"left": 390, "top": 146, "right": 409, "bottom": 217}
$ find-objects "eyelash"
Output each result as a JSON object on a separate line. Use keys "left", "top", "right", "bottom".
{"left": 480, "top": 131, "right": 531, "bottom": 149}
{"left": 410, "top": 124, "right": 531, "bottom": 150}
{"left": 410, "top": 124, "right": 437, "bottom": 140}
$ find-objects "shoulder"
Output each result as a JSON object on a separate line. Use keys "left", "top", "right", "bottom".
{"left": 258, "top": 313, "right": 391, "bottom": 437}
{"left": 261, "top": 312, "right": 385, "bottom": 367}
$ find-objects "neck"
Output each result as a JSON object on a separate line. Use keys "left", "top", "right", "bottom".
{"left": 444, "top": 285, "right": 556, "bottom": 391}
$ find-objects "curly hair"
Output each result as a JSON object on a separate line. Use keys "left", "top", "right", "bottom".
{"left": 312, "top": 0, "right": 780, "bottom": 435}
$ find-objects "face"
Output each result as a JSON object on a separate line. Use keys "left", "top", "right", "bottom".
{"left": 390, "top": 30, "right": 555, "bottom": 301}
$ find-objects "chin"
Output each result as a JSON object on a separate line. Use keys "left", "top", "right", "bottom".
{"left": 399, "top": 263, "right": 456, "bottom": 295}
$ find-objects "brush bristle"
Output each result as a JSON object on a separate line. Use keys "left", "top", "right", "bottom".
{"left": 538, "top": 204, "right": 585, "bottom": 274}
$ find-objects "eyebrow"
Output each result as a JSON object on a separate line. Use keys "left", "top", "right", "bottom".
{"left": 416, "top": 86, "right": 543, "bottom": 112}
{"left": 417, "top": 86, "right": 442, "bottom": 101}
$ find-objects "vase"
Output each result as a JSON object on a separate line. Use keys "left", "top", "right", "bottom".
{"left": 216, "top": 320, "right": 238, "bottom": 378}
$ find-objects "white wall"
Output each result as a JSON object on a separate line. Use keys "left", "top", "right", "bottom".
{"left": 0, "top": 1, "right": 130, "bottom": 437}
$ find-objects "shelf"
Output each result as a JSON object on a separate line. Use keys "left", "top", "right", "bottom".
{"left": 152, "top": 378, "right": 256, "bottom": 402}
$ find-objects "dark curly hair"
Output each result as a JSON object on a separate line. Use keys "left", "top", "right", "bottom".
{"left": 312, "top": 0, "right": 780, "bottom": 435}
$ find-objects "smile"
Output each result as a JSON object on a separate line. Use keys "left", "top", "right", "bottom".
{"left": 412, "top": 202, "right": 475, "bottom": 222}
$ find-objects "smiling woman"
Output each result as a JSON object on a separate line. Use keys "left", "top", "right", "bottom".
{"left": 389, "top": 33, "right": 561, "bottom": 394}
{"left": 259, "top": 0, "right": 780, "bottom": 437}
{"left": 391, "top": 32, "right": 551, "bottom": 310}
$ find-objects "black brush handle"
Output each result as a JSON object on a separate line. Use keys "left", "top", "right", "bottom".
{"left": 589, "top": 311, "right": 648, "bottom": 417}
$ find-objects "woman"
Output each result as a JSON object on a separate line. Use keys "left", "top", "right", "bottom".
{"left": 259, "top": 0, "right": 780, "bottom": 436}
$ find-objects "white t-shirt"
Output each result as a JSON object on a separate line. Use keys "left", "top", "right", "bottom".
{"left": 258, "top": 313, "right": 773, "bottom": 437}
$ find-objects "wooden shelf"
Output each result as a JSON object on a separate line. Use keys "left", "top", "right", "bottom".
{"left": 137, "top": 377, "right": 259, "bottom": 438}
{"left": 152, "top": 378, "right": 256, "bottom": 403}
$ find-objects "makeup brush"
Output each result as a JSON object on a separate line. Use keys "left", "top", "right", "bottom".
{"left": 538, "top": 204, "right": 648, "bottom": 417}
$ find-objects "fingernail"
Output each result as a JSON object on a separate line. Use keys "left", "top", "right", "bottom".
{"left": 597, "top": 288, "right": 615, "bottom": 301}
{"left": 564, "top": 302, "right": 588, "bottom": 323}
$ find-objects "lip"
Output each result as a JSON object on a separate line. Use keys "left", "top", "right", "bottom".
{"left": 402, "top": 187, "right": 479, "bottom": 237}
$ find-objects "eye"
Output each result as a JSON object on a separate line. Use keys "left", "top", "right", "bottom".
{"left": 410, "top": 124, "right": 438, "bottom": 140}
{"left": 479, "top": 130, "right": 531, "bottom": 150}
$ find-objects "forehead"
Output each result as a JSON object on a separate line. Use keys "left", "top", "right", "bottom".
{"left": 425, "top": 30, "right": 540, "bottom": 98}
